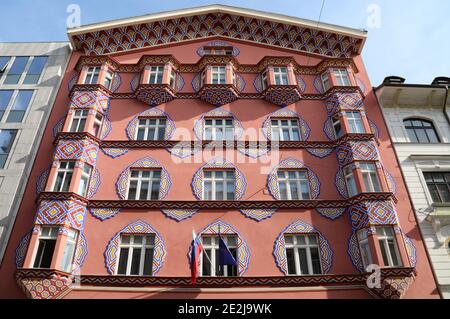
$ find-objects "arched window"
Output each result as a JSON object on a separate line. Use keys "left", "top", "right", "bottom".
{"left": 403, "top": 118, "right": 440, "bottom": 143}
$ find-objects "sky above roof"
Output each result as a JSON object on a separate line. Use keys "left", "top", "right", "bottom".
{"left": 0, "top": 0, "right": 448, "bottom": 86}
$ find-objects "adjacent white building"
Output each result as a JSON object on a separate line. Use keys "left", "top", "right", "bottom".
{"left": 376, "top": 76, "right": 450, "bottom": 298}
{"left": 0, "top": 42, "right": 71, "bottom": 263}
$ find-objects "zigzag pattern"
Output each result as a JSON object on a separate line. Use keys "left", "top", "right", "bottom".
{"left": 161, "top": 209, "right": 198, "bottom": 222}
{"left": 239, "top": 209, "right": 276, "bottom": 221}
{"left": 36, "top": 200, "right": 87, "bottom": 231}
{"left": 90, "top": 208, "right": 121, "bottom": 221}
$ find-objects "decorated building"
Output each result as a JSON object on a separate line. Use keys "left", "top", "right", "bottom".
{"left": 0, "top": 5, "right": 441, "bottom": 299}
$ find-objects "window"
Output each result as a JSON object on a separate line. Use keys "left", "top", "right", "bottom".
{"left": 33, "top": 227, "right": 58, "bottom": 268}
{"left": 169, "top": 69, "right": 176, "bottom": 88}
{"left": 4, "top": 56, "right": 29, "bottom": 84}
{"left": 346, "top": 111, "right": 365, "bottom": 134}
{"left": 77, "top": 164, "right": 92, "bottom": 197}
{"left": 53, "top": 161, "right": 75, "bottom": 192}
{"left": 404, "top": 119, "right": 440, "bottom": 143}
{"left": 321, "top": 71, "right": 330, "bottom": 92}
{"left": 204, "top": 118, "right": 234, "bottom": 141}
{"left": 423, "top": 172, "right": 450, "bottom": 203}
{"left": 127, "top": 170, "right": 161, "bottom": 200}
{"left": 357, "top": 230, "right": 373, "bottom": 269}
{"left": 204, "top": 47, "right": 233, "bottom": 55}
{"left": 60, "top": 229, "right": 77, "bottom": 272}
{"left": 0, "top": 90, "right": 14, "bottom": 120}
{"left": 360, "top": 163, "right": 382, "bottom": 192}
{"left": 23, "top": 56, "right": 48, "bottom": 84}
{"left": 103, "top": 70, "right": 114, "bottom": 90}
{"left": 200, "top": 69, "right": 206, "bottom": 87}
{"left": 332, "top": 114, "right": 343, "bottom": 138}
{"left": 261, "top": 71, "right": 268, "bottom": 90}
{"left": 0, "top": 129, "right": 18, "bottom": 168}
{"left": 83, "top": 66, "right": 100, "bottom": 84}
{"left": 203, "top": 170, "right": 235, "bottom": 200}
{"left": 270, "top": 119, "right": 301, "bottom": 141}
{"left": 211, "top": 66, "right": 226, "bottom": 84}
{"left": 116, "top": 234, "right": 155, "bottom": 276}
{"left": 0, "top": 56, "right": 11, "bottom": 78}
{"left": 136, "top": 118, "right": 166, "bottom": 141}
{"left": 277, "top": 170, "right": 311, "bottom": 200}
{"left": 148, "top": 66, "right": 164, "bottom": 84}
{"left": 6, "top": 90, "right": 33, "bottom": 123}
{"left": 343, "top": 165, "right": 358, "bottom": 197}
{"left": 377, "top": 227, "right": 402, "bottom": 267}
{"left": 284, "top": 234, "right": 322, "bottom": 275}
{"left": 333, "top": 68, "right": 351, "bottom": 86}
{"left": 201, "top": 235, "right": 237, "bottom": 277}
{"left": 92, "top": 112, "right": 103, "bottom": 137}
{"left": 69, "top": 109, "right": 89, "bottom": 132}
{"left": 273, "top": 67, "right": 289, "bottom": 85}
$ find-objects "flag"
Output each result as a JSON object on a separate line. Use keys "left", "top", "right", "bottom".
{"left": 190, "top": 230, "right": 203, "bottom": 285}
{"left": 218, "top": 236, "right": 237, "bottom": 266}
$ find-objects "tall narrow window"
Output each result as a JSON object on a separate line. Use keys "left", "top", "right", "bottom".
{"left": 270, "top": 119, "right": 301, "bottom": 141}
{"left": 201, "top": 235, "right": 237, "bottom": 277}
{"left": 333, "top": 68, "right": 351, "bottom": 86}
{"left": 277, "top": 170, "right": 311, "bottom": 200}
{"left": 423, "top": 172, "right": 450, "bottom": 203}
{"left": 360, "top": 163, "right": 382, "bottom": 192}
{"left": 169, "top": 69, "right": 176, "bottom": 88}
{"left": 321, "top": 72, "right": 330, "bottom": 92}
{"left": 33, "top": 227, "right": 58, "bottom": 269}
{"left": 103, "top": 70, "right": 114, "bottom": 90}
{"left": 23, "top": 56, "right": 48, "bottom": 84}
{"left": 200, "top": 69, "right": 206, "bottom": 87}
{"left": 60, "top": 229, "right": 78, "bottom": 273}
{"left": 0, "top": 90, "right": 14, "bottom": 120}
{"left": 92, "top": 112, "right": 103, "bottom": 137}
{"left": 69, "top": 109, "right": 89, "bottom": 132}
{"left": 343, "top": 165, "right": 358, "bottom": 197}
{"left": 53, "top": 161, "right": 75, "bottom": 192}
{"left": 261, "top": 71, "right": 268, "bottom": 90}
{"left": 204, "top": 118, "right": 234, "bottom": 141}
{"left": 211, "top": 66, "right": 226, "bottom": 84}
{"left": 404, "top": 119, "right": 440, "bottom": 143}
{"left": 4, "top": 56, "right": 29, "bottom": 84}
{"left": 6, "top": 90, "right": 33, "bottom": 123}
{"left": 116, "top": 234, "right": 155, "bottom": 276}
{"left": 77, "top": 164, "right": 92, "bottom": 197}
{"left": 203, "top": 170, "right": 235, "bottom": 200}
{"left": 332, "top": 114, "right": 343, "bottom": 138}
{"left": 346, "top": 111, "right": 365, "bottom": 134}
{"left": 377, "top": 227, "right": 402, "bottom": 267}
{"left": 273, "top": 67, "right": 289, "bottom": 85}
{"left": 284, "top": 234, "right": 322, "bottom": 275}
{"left": 127, "top": 170, "right": 161, "bottom": 200}
{"left": 83, "top": 67, "right": 100, "bottom": 84}
{"left": 0, "top": 57, "right": 11, "bottom": 79}
{"left": 136, "top": 118, "right": 166, "bottom": 141}
{"left": 148, "top": 66, "right": 164, "bottom": 84}
{"left": 0, "top": 129, "right": 18, "bottom": 168}
{"left": 357, "top": 230, "right": 373, "bottom": 269}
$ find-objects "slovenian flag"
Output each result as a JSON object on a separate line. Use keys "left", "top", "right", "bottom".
{"left": 190, "top": 230, "right": 203, "bottom": 285}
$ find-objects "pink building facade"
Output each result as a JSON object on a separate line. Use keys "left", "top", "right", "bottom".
{"left": 0, "top": 5, "right": 441, "bottom": 299}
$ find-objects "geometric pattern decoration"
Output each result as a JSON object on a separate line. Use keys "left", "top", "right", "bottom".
{"left": 267, "top": 157, "right": 320, "bottom": 200}
{"left": 70, "top": 90, "right": 110, "bottom": 112}
{"left": 239, "top": 209, "right": 276, "bottom": 221}
{"left": 236, "top": 144, "right": 270, "bottom": 159}
{"left": 315, "top": 207, "right": 346, "bottom": 221}
{"left": 273, "top": 220, "right": 333, "bottom": 275}
{"left": 325, "top": 92, "right": 364, "bottom": 116}
{"left": 130, "top": 73, "right": 140, "bottom": 91}
{"left": 52, "top": 116, "right": 66, "bottom": 138}
{"left": 71, "top": 11, "right": 364, "bottom": 58}
{"left": 110, "top": 73, "right": 122, "bottom": 92}
{"left": 395, "top": 226, "right": 417, "bottom": 267}
{"left": 373, "top": 275, "right": 415, "bottom": 299}
{"left": 193, "top": 219, "right": 250, "bottom": 275}
{"left": 98, "top": 114, "right": 112, "bottom": 140}
{"left": 167, "top": 141, "right": 201, "bottom": 159}
{"left": 193, "top": 108, "right": 244, "bottom": 140}
{"left": 19, "top": 275, "right": 72, "bottom": 299}
{"left": 86, "top": 167, "right": 101, "bottom": 199}
{"left": 234, "top": 73, "right": 246, "bottom": 92}
{"left": 305, "top": 148, "right": 334, "bottom": 158}
{"left": 115, "top": 156, "right": 172, "bottom": 200}
{"left": 67, "top": 73, "right": 79, "bottom": 92}
{"left": 197, "top": 40, "right": 240, "bottom": 57}
{"left": 35, "top": 199, "right": 88, "bottom": 231}
{"left": 72, "top": 232, "right": 88, "bottom": 274}
{"left": 262, "top": 107, "right": 310, "bottom": 141}
{"left": 198, "top": 85, "right": 239, "bottom": 107}
{"left": 104, "top": 220, "right": 166, "bottom": 275}
{"left": 336, "top": 141, "right": 379, "bottom": 166}
{"left": 126, "top": 107, "right": 175, "bottom": 140}
{"left": 347, "top": 232, "right": 364, "bottom": 272}
{"left": 385, "top": 170, "right": 396, "bottom": 195}
{"left": 253, "top": 75, "right": 306, "bottom": 94}
{"left": 348, "top": 200, "right": 398, "bottom": 231}
{"left": 35, "top": 167, "right": 50, "bottom": 195}
{"left": 136, "top": 85, "right": 176, "bottom": 107}
{"left": 15, "top": 230, "right": 32, "bottom": 268}
{"left": 368, "top": 118, "right": 381, "bottom": 140}
{"left": 313, "top": 75, "right": 326, "bottom": 93}
{"left": 90, "top": 208, "right": 121, "bottom": 221}
{"left": 323, "top": 116, "right": 336, "bottom": 141}
{"left": 191, "top": 157, "right": 246, "bottom": 200}
{"left": 334, "top": 167, "right": 349, "bottom": 198}
{"left": 101, "top": 147, "right": 129, "bottom": 158}
{"left": 263, "top": 86, "right": 302, "bottom": 107}
{"left": 54, "top": 139, "right": 99, "bottom": 167}
{"left": 161, "top": 209, "right": 199, "bottom": 222}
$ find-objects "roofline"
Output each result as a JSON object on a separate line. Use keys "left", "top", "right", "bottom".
{"left": 375, "top": 83, "right": 449, "bottom": 92}
{"left": 67, "top": 4, "right": 367, "bottom": 50}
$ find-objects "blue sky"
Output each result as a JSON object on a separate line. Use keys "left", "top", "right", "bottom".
{"left": 0, "top": 0, "right": 448, "bottom": 85}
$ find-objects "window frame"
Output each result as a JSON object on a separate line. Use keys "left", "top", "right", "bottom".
{"left": 345, "top": 111, "right": 365, "bottom": 134}
{"left": 103, "top": 69, "right": 114, "bottom": 90}
{"left": 277, "top": 170, "right": 311, "bottom": 200}
{"left": 23, "top": 56, "right": 48, "bottom": 85}
{"left": 0, "top": 129, "right": 18, "bottom": 169}
{"left": 203, "top": 118, "right": 234, "bottom": 141}
{"left": 69, "top": 109, "right": 89, "bottom": 133}
{"left": 333, "top": 68, "right": 351, "bottom": 86}
{"left": 83, "top": 66, "right": 101, "bottom": 85}
{"left": 360, "top": 162, "right": 382, "bottom": 193}
{"left": 343, "top": 165, "right": 358, "bottom": 197}
{"left": 0, "top": 89, "right": 34, "bottom": 123}
{"left": 211, "top": 66, "right": 226, "bottom": 84}
{"left": 200, "top": 235, "right": 238, "bottom": 277}
{"left": 357, "top": 229, "right": 373, "bottom": 269}
{"left": 147, "top": 65, "right": 164, "bottom": 84}
{"left": 53, "top": 161, "right": 75, "bottom": 192}
{"left": 321, "top": 71, "right": 331, "bottom": 92}
{"left": 203, "top": 169, "right": 235, "bottom": 200}
{"left": 136, "top": 117, "right": 167, "bottom": 141}
{"left": 270, "top": 118, "right": 301, "bottom": 141}
{"left": 33, "top": 226, "right": 59, "bottom": 269}
{"left": 126, "top": 169, "right": 162, "bottom": 200}
{"left": 273, "top": 66, "right": 289, "bottom": 85}
{"left": 116, "top": 234, "right": 156, "bottom": 276}
{"left": 77, "top": 163, "right": 92, "bottom": 197}
{"left": 332, "top": 113, "right": 344, "bottom": 138}
{"left": 403, "top": 118, "right": 440, "bottom": 143}
{"left": 60, "top": 228, "right": 78, "bottom": 273}
{"left": 284, "top": 233, "right": 322, "bottom": 275}
{"left": 423, "top": 171, "right": 450, "bottom": 203}
{"left": 377, "top": 226, "right": 402, "bottom": 267}
{"left": 3, "top": 56, "right": 30, "bottom": 85}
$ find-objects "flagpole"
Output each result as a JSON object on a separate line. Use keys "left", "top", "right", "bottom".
{"left": 218, "top": 223, "right": 221, "bottom": 276}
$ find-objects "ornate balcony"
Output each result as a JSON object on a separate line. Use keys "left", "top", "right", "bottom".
{"left": 262, "top": 84, "right": 302, "bottom": 107}
{"left": 198, "top": 84, "right": 239, "bottom": 106}
{"left": 135, "top": 83, "right": 177, "bottom": 107}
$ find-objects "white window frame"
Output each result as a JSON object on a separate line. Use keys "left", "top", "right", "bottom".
{"left": 332, "top": 114, "right": 343, "bottom": 138}
{"left": 284, "top": 234, "right": 322, "bottom": 275}
{"left": 33, "top": 226, "right": 59, "bottom": 268}
{"left": 136, "top": 117, "right": 167, "bottom": 141}
{"left": 84, "top": 66, "right": 100, "bottom": 84}
{"left": 103, "top": 70, "right": 114, "bottom": 90}
{"left": 53, "top": 161, "right": 75, "bottom": 192}
{"left": 343, "top": 165, "right": 358, "bottom": 197}
{"left": 203, "top": 170, "right": 235, "bottom": 200}
{"left": 270, "top": 118, "right": 301, "bottom": 141}
{"left": 357, "top": 229, "right": 373, "bottom": 270}
{"left": 116, "top": 234, "right": 155, "bottom": 276}
{"left": 60, "top": 229, "right": 78, "bottom": 273}
{"left": 261, "top": 70, "right": 268, "bottom": 90}
{"left": 204, "top": 118, "right": 234, "bottom": 141}
{"left": 321, "top": 71, "right": 330, "bottom": 92}
{"left": 169, "top": 69, "right": 176, "bottom": 88}
{"left": 273, "top": 67, "right": 289, "bottom": 85}
{"left": 277, "top": 170, "right": 311, "bottom": 200}
{"left": 346, "top": 111, "right": 365, "bottom": 134}
{"left": 360, "top": 163, "right": 382, "bottom": 192}
{"left": 77, "top": 163, "right": 92, "bottom": 197}
{"left": 126, "top": 169, "right": 161, "bottom": 200}
{"left": 333, "top": 68, "right": 351, "bottom": 86}
{"left": 377, "top": 226, "right": 402, "bottom": 267}
{"left": 69, "top": 109, "right": 89, "bottom": 132}
{"left": 211, "top": 66, "right": 226, "bottom": 84}
{"left": 92, "top": 112, "right": 103, "bottom": 137}
{"left": 200, "top": 235, "right": 238, "bottom": 277}
{"left": 148, "top": 66, "right": 164, "bottom": 84}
